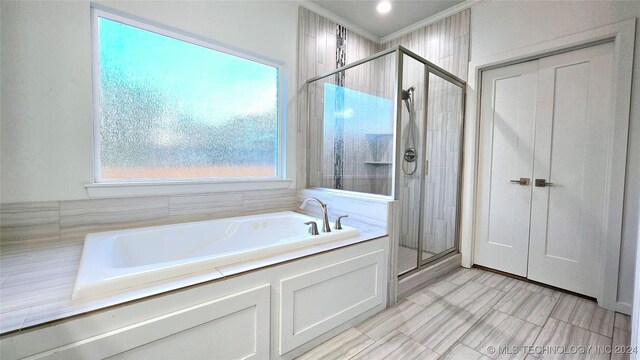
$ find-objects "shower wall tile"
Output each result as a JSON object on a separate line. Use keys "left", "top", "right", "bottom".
{"left": 59, "top": 197, "right": 169, "bottom": 241}
{"left": 297, "top": 6, "right": 382, "bottom": 191}
{"left": 383, "top": 9, "right": 470, "bottom": 81}
{"left": 381, "top": 10, "right": 469, "bottom": 254}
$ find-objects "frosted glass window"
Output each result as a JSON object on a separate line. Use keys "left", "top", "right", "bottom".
{"left": 95, "top": 14, "right": 280, "bottom": 181}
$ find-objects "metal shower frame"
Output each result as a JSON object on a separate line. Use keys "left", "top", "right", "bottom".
{"left": 306, "top": 45, "right": 467, "bottom": 276}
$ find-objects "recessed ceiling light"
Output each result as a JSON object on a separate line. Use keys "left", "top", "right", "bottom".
{"left": 376, "top": 1, "right": 392, "bottom": 14}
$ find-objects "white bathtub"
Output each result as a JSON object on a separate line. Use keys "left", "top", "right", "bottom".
{"left": 72, "top": 211, "right": 358, "bottom": 300}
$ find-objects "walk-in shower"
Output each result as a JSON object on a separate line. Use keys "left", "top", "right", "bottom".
{"left": 306, "top": 46, "right": 465, "bottom": 277}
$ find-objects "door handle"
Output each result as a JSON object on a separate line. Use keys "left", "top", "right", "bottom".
{"left": 510, "top": 178, "right": 530, "bottom": 185}
{"left": 535, "top": 179, "right": 554, "bottom": 187}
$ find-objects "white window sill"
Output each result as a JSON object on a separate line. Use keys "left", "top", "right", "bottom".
{"left": 85, "top": 178, "right": 293, "bottom": 198}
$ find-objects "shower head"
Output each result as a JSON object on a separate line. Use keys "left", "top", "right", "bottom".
{"left": 402, "top": 86, "right": 415, "bottom": 113}
{"left": 402, "top": 86, "right": 415, "bottom": 100}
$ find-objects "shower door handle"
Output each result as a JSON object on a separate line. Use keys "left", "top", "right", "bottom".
{"left": 510, "top": 178, "right": 530, "bottom": 185}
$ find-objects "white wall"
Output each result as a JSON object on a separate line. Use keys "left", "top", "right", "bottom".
{"left": 469, "top": 0, "right": 640, "bottom": 310}
{"left": 0, "top": 0, "right": 299, "bottom": 202}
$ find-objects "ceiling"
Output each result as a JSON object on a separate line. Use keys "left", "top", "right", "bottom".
{"left": 308, "top": 0, "right": 466, "bottom": 39}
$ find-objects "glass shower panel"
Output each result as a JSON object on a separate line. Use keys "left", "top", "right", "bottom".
{"left": 304, "top": 47, "right": 466, "bottom": 278}
{"left": 307, "top": 53, "right": 396, "bottom": 196}
{"left": 421, "top": 72, "right": 464, "bottom": 261}
{"left": 397, "top": 54, "right": 426, "bottom": 276}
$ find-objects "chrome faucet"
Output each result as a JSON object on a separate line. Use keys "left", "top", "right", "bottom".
{"left": 300, "top": 197, "right": 331, "bottom": 233}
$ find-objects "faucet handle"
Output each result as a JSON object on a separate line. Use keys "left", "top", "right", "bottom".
{"left": 334, "top": 215, "right": 349, "bottom": 230}
{"left": 304, "top": 221, "right": 320, "bottom": 235}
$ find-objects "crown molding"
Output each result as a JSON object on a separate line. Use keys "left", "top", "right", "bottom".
{"left": 294, "top": 0, "right": 381, "bottom": 43}
{"left": 379, "top": 0, "right": 482, "bottom": 44}
{"left": 295, "top": 0, "right": 483, "bottom": 45}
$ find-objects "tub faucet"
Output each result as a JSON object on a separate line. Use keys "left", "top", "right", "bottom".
{"left": 300, "top": 198, "right": 331, "bottom": 233}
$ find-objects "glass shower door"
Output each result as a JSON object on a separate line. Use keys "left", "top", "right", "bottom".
{"left": 397, "top": 58, "right": 465, "bottom": 277}
{"left": 420, "top": 72, "right": 464, "bottom": 263}
{"left": 397, "top": 54, "right": 426, "bottom": 276}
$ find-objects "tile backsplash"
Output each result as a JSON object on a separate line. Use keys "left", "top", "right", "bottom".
{"left": 0, "top": 202, "right": 61, "bottom": 247}
{"left": 0, "top": 187, "right": 393, "bottom": 250}
{"left": 0, "top": 189, "right": 298, "bottom": 249}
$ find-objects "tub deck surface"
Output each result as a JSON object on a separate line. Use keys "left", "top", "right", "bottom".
{"left": 72, "top": 211, "right": 359, "bottom": 300}
{"left": 0, "top": 217, "right": 385, "bottom": 335}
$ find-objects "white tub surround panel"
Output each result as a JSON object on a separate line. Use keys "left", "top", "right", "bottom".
{"left": 0, "top": 218, "right": 385, "bottom": 335}
{"left": 280, "top": 249, "right": 385, "bottom": 354}
{"left": 25, "top": 285, "right": 271, "bottom": 360}
{"left": 0, "top": 237, "right": 389, "bottom": 360}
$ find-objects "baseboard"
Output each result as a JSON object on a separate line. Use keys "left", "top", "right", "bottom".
{"left": 617, "top": 301, "right": 632, "bottom": 315}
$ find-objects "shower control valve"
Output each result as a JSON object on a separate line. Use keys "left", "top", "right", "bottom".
{"left": 404, "top": 148, "right": 417, "bottom": 162}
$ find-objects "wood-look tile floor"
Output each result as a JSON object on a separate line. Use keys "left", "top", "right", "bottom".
{"left": 298, "top": 268, "right": 632, "bottom": 360}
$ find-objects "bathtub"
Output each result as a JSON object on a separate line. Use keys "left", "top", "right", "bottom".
{"left": 72, "top": 211, "right": 359, "bottom": 300}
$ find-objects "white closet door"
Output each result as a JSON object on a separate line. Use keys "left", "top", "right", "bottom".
{"left": 474, "top": 60, "right": 538, "bottom": 277}
{"left": 528, "top": 42, "right": 615, "bottom": 297}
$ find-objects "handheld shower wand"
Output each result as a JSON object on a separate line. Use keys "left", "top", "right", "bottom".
{"left": 402, "top": 87, "right": 417, "bottom": 175}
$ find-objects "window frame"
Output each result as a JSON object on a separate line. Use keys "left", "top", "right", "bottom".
{"left": 88, "top": 7, "right": 288, "bottom": 196}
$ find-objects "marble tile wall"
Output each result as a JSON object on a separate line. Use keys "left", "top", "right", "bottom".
{"left": 337, "top": 53, "right": 396, "bottom": 196}
{"left": 421, "top": 75, "right": 464, "bottom": 254}
{"left": 308, "top": 54, "right": 397, "bottom": 196}
{"left": 396, "top": 55, "right": 427, "bottom": 257}
{"left": 297, "top": 7, "right": 339, "bottom": 190}
{"left": 299, "top": 7, "right": 470, "bottom": 262}
{"left": 298, "top": 7, "right": 388, "bottom": 195}
{"left": 382, "top": 9, "right": 471, "bottom": 82}
{"left": 0, "top": 202, "right": 60, "bottom": 248}
{"left": 382, "top": 10, "right": 470, "bottom": 257}
{"left": 0, "top": 189, "right": 298, "bottom": 249}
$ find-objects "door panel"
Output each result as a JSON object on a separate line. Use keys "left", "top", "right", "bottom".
{"left": 474, "top": 60, "right": 538, "bottom": 276}
{"left": 528, "top": 42, "right": 614, "bottom": 297}
{"left": 27, "top": 285, "right": 271, "bottom": 360}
